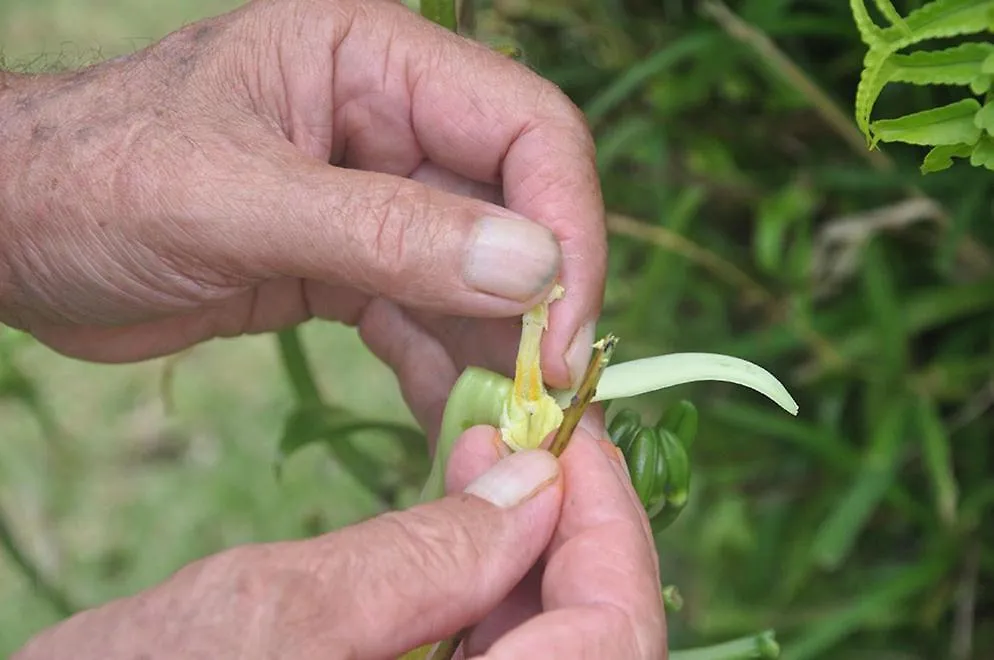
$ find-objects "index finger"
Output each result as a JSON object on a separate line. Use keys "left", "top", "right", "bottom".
{"left": 475, "top": 428, "right": 667, "bottom": 659}
{"left": 352, "top": 2, "right": 608, "bottom": 389}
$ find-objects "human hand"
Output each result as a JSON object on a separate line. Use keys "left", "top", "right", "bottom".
{"left": 12, "top": 424, "right": 664, "bottom": 660}
{"left": 0, "top": 0, "right": 606, "bottom": 438}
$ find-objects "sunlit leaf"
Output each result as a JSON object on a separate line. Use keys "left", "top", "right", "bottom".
{"left": 969, "top": 134, "right": 994, "bottom": 169}
{"left": 915, "top": 395, "right": 959, "bottom": 526}
{"left": 873, "top": 0, "right": 912, "bottom": 32}
{"left": 921, "top": 142, "right": 974, "bottom": 173}
{"left": 811, "top": 397, "right": 908, "bottom": 571}
{"left": 870, "top": 98, "right": 982, "bottom": 147}
{"left": 889, "top": 43, "right": 994, "bottom": 87}
{"left": 850, "top": 0, "right": 884, "bottom": 46}
{"left": 885, "top": 0, "right": 994, "bottom": 49}
{"left": 973, "top": 100, "right": 994, "bottom": 133}
{"left": 591, "top": 353, "right": 799, "bottom": 415}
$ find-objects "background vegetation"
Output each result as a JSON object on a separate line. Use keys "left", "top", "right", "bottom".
{"left": 2, "top": 0, "right": 993, "bottom": 658}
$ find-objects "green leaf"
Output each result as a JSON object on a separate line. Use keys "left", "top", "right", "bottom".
{"left": 870, "top": 98, "right": 982, "bottom": 147}
{"left": 276, "top": 405, "right": 427, "bottom": 502}
{"left": 885, "top": 0, "right": 994, "bottom": 50}
{"left": 921, "top": 142, "right": 974, "bottom": 173}
{"left": 915, "top": 395, "right": 959, "bottom": 526}
{"left": 969, "top": 73, "right": 992, "bottom": 94}
{"left": 973, "top": 100, "right": 994, "bottom": 133}
{"left": 984, "top": 51, "right": 994, "bottom": 73}
{"left": 811, "top": 397, "right": 908, "bottom": 571}
{"left": 850, "top": 0, "right": 884, "bottom": 46}
{"left": 873, "top": 0, "right": 912, "bottom": 34}
{"left": 785, "top": 559, "right": 950, "bottom": 660}
{"left": 889, "top": 43, "right": 994, "bottom": 87}
{"left": 584, "top": 32, "right": 718, "bottom": 127}
{"left": 854, "top": 49, "right": 892, "bottom": 139}
{"left": 754, "top": 182, "right": 816, "bottom": 274}
{"left": 852, "top": 1, "right": 994, "bottom": 139}
{"left": 969, "top": 134, "right": 994, "bottom": 169}
{"left": 861, "top": 240, "right": 906, "bottom": 378}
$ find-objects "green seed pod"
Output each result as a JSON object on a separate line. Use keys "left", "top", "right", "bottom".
{"left": 656, "top": 400, "right": 698, "bottom": 451}
{"left": 658, "top": 429, "right": 691, "bottom": 511}
{"left": 644, "top": 440, "right": 670, "bottom": 520}
{"left": 650, "top": 505, "right": 682, "bottom": 534}
{"left": 608, "top": 408, "right": 643, "bottom": 456}
{"left": 628, "top": 427, "right": 667, "bottom": 516}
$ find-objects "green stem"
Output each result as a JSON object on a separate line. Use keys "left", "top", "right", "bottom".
{"left": 670, "top": 631, "right": 780, "bottom": 660}
{"left": 0, "top": 504, "right": 76, "bottom": 618}
{"left": 420, "top": 0, "right": 458, "bottom": 32}
{"left": 419, "top": 367, "right": 511, "bottom": 502}
{"left": 276, "top": 328, "right": 323, "bottom": 406}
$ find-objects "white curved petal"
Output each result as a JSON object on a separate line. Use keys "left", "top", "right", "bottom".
{"left": 587, "top": 352, "right": 798, "bottom": 415}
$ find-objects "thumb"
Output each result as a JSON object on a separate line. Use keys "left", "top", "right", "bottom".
{"left": 211, "top": 151, "right": 562, "bottom": 316}
{"left": 321, "top": 448, "right": 562, "bottom": 659}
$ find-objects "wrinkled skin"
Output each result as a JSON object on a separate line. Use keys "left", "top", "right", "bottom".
{"left": 1, "top": 0, "right": 664, "bottom": 657}
{"left": 0, "top": 0, "right": 605, "bottom": 441}
{"left": 14, "top": 427, "right": 666, "bottom": 660}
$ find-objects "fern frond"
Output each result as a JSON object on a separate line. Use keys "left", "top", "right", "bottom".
{"left": 890, "top": 43, "right": 994, "bottom": 86}
{"left": 874, "top": 0, "right": 913, "bottom": 34}
{"left": 974, "top": 100, "right": 994, "bottom": 133}
{"left": 884, "top": 0, "right": 994, "bottom": 50}
{"left": 851, "top": 0, "right": 885, "bottom": 46}
{"left": 855, "top": 50, "right": 897, "bottom": 140}
{"left": 870, "top": 98, "right": 982, "bottom": 147}
{"left": 921, "top": 143, "right": 974, "bottom": 172}
{"left": 969, "top": 134, "right": 994, "bottom": 169}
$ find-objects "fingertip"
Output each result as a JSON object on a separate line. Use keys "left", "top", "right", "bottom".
{"left": 445, "top": 425, "right": 508, "bottom": 494}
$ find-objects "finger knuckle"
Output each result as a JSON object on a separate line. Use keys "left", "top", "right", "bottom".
{"left": 361, "top": 180, "right": 439, "bottom": 284}
{"left": 379, "top": 505, "right": 486, "bottom": 592}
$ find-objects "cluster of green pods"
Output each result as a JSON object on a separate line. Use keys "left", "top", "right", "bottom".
{"left": 608, "top": 401, "right": 697, "bottom": 533}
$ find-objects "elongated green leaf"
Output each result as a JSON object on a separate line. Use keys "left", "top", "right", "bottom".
{"left": 969, "top": 134, "right": 994, "bottom": 169}
{"left": 921, "top": 142, "right": 974, "bottom": 173}
{"left": 861, "top": 240, "right": 907, "bottom": 378}
{"left": 890, "top": 43, "right": 994, "bottom": 87}
{"left": 870, "top": 98, "right": 982, "bottom": 146}
{"left": 874, "top": 0, "right": 912, "bottom": 33}
{"left": 710, "top": 402, "right": 856, "bottom": 471}
{"left": 784, "top": 559, "right": 950, "bottom": 660}
{"left": 915, "top": 395, "right": 959, "bottom": 526}
{"left": 754, "top": 183, "right": 816, "bottom": 274}
{"left": 883, "top": 0, "right": 994, "bottom": 50}
{"left": 592, "top": 353, "right": 799, "bottom": 415}
{"left": 276, "top": 405, "right": 426, "bottom": 502}
{"left": 854, "top": 49, "right": 893, "bottom": 138}
{"left": 850, "top": 0, "right": 884, "bottom": 46}
{"left": 584, "top": 32, "right": 718, "bottom": 127}
{"left": 811, "top": 397, "right": 908, "bottom": 571}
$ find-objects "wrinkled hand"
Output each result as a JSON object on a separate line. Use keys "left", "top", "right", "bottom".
{"left": 13, "top": 425, "right": 664, "bottom": 660}
{"left": 0, "top": 0, "right": 606, "bottom": 437}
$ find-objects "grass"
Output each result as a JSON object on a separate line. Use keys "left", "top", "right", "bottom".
{"left": 3, "top": 0, "right": 994, "bottom": 658}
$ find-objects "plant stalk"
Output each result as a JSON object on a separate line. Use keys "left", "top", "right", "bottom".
{"left": 276, "top": 328, "right": 323, "bottom": 406}
{"left": 0, "top": 505, "right": 76, "bottom": 618}
{"left": 670, "top": 630, "right": 780, "bottom": 660}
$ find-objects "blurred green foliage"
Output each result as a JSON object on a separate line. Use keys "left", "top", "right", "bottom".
{"left": 2, "top": 0, "right": 994, "bottom": 658}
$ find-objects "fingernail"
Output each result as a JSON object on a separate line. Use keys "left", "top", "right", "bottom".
{"left": 465, "top": 216, "right": 561, "bottom": 302}
{"left": 565, "top": 320, "right": 596, "bottom": 389}
{"left": 464, "top": 449, "right": 559, "bottom": 508}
